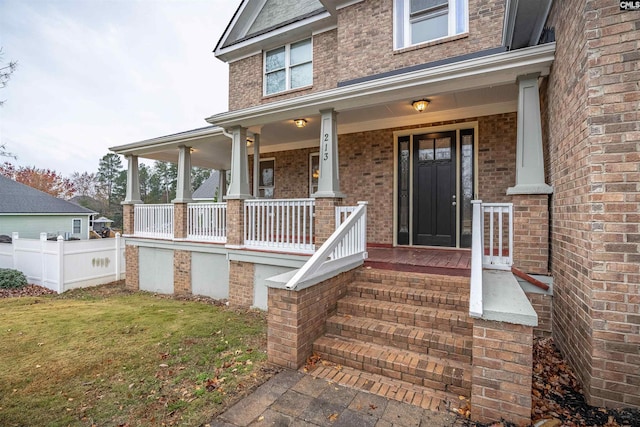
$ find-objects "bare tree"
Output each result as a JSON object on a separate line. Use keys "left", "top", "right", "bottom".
{"left": 0, "top": 47, "right": 18, "bottom": 107}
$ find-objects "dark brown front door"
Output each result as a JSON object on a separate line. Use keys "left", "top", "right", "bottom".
{"left": 413, "top": 132, "right": 456, "bottom": 246}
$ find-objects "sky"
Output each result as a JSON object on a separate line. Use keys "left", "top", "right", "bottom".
{"left": 0, "top": 0, "right": 237, "bottom": 177}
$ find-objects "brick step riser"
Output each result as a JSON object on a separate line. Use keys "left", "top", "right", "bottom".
{"left": 347, "top": 286, "right": 469, "bottom": 312}
{"left": 313, "top": 341, "right": 471, "bottom": 398}
{"left": 325, "top": 321, "right": 472, "bottom": 364}
{"left": 355, "top": 272, "right": 470, "bottom": 292}
{"left": 337, "top": 302, "right": 472, "bottom": 335}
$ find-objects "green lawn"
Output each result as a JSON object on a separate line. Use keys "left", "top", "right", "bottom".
{"left": 0, "top": 285, "right": 268, "bottom": 426}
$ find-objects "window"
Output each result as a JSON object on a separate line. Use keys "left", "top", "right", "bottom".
{"left": 72, "top": 219, "right": 81, "bottom": 234}
{"left": 309, "top": 153, "right": 319, "bottom": 196}
{"left": 264, "top": 38, "right": 312, "bottom": 95}
{"left": 258, "top": 158, "right": 275, "bottom": 198}
{"left": 394, "top": 0, "right": 467, "bottom": 49}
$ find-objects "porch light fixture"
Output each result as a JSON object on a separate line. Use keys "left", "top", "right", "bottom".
{"left": 294, "top": 118, "right": 307, "bottom": 128}
{"left": 412, "top": 99, "right": 430, "bottom": 113}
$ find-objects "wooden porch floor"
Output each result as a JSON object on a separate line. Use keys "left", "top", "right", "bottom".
{"left": 365, "top": 246, "right": 471, "bottom": 277}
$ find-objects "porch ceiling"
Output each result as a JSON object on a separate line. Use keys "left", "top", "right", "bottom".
{"left": 110, "top": 43, "right": 554, "bottom": 171}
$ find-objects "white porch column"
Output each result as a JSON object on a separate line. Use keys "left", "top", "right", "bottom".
{"left": 123, "top": 155, "right": 142, "bottom": 204}
{"left": 314, "top": 108, "right": 344, "bottom": 198}
{"left": 507, "top": 73, "right": 553, "bottom": 195}
{"left": 225, "top": 126, "right": 252, "bottom": 200}
{"left": 252, "top": 133, "right": 261, "bottom": 197}
{"left": 173, "top": 145, "right": 193, "bottom": 203}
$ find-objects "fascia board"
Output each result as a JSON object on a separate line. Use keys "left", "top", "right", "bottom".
{"left": 207, "top": 42, "right": 556, "bottom": 128}
{"left": 215, "top": 11, "right": 334, "bottom": 62}
{"left": 109, "top": 127, "right": 226, "bottom": 155}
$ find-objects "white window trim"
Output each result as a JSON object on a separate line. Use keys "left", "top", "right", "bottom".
{"left": 309, "top": 152, "right": 319, "bottom": 196}
{"left": 263, "top": 38, "right": 313, "bottom": 96}
{"left": 394, "top": 0, "right": 468, "bottom": 50}
{"left": 72, "top": 218, "right": 82, "bottom": 234}
{"left": 258, "top": 157, "right": 276, "bottom": 198}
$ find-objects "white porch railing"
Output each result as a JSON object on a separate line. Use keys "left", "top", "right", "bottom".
{"left": 134, "top": 204, "right": 174, "bottom": 239}
{"left": 469, "top": 200, "right": 514, "bottom": 318}
{"left": 335, "top": 205, "right": 357, "bottom": 228}
{"left": 285, "top": 202, "right": 368, "bottom": 290}
{"left": 187, "top": 203, "right": 226, "bottom": 243}
{"left": 244, "top": 199, "right": 315, "bottom": 253}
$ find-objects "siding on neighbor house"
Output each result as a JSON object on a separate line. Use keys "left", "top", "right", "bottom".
{"left": 546, "top": 0, "right": 640, "bottom": 409}
{"left": 228, "top": 0, "right": 506, "bottom": 111}
{"left": 0, "top": 215, "right": 90, "bottom": 240}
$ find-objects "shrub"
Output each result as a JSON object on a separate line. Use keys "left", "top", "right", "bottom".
{"left": 0, "top": 269, "right": 28, "bottom": 289}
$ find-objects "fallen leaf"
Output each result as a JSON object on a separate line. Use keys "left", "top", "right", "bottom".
{"left": 328, "top": 413, "right": 339, "bottom": 422}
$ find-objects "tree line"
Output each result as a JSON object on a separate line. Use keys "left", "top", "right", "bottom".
{"left": 0, "top": 153, "right": 212, "bottom": 229}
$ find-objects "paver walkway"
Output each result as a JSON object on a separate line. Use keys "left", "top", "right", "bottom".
{"left": 208, "top": 369, "right": 464, "bottom": 427}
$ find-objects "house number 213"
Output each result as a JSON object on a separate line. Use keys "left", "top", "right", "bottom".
{"left": 323, "top": 134, "right": 329, "bottom": 160}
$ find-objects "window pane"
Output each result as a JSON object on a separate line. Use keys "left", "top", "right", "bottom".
{"left": 435, "top": 137, "right": 451, "bottom": 160}
{"left": 410, "top": 0, "right": 447, "bottom": 14}
{"left": 290, "top": 63, "right": 312, "bottom": 89}
{"left": 290, "top": 39, "right": 311, "bottom": 65}
{"left": 411, "top": 11, "right": 448, "bottom": 44}
{"left": 266, "top": 70, "right": 285, "bottom": 94}
{"left": 460, "top": 131, "right": 474, "bottom": 248}
{"left": 455, "top": 0, "right": 467, "bottom": 33}
{"left": 418, "top": 138, "right": 434, "bottom": 161}
{"left": 265, "top": 47, "right": 285, "bottom": 72}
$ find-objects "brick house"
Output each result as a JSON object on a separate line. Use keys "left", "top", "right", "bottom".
{"left": 110, "top": 0, "right": 639, "bottom": 423}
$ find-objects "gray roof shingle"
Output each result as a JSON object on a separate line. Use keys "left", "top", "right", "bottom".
{"left": 0, "top": 175, "right": 96, "bottom": 214}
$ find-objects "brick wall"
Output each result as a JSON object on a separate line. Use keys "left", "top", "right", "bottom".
{"left": 336, "top": 0, "right": 505, "bottom": 83}
{"left": 547, "top": 0, "right": 640, "bottom": 408}
{"left": 173, "top": 249, "right": 191, "bottom": 295}
{"left": 225, "top": 199, "right": 245, "bottom": 247}
{"left": 228, "top": 30, "right": 338, "bottom": 111}
{"left": 124, "top": 244, "right": 139, "bottom": 291}
{"left": 228, "top": 260, "right": 254, "bottom": 308}
{"left": 527, "top": 293, "right": 552, "bottom": 338}
{"left": 511, "top": 195, "right": 549, "bottom": 275}
{"left": 267, "top": 270, "right": 354, "bottom": 368}
{"left": 471, "top": 319, "right": 533, "bottom": 426}
{"left": 122, "top": 204, "right": 135, "bottom": 235}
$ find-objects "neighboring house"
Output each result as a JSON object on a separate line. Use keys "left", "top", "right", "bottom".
{"left": 0, "top": 175, "right": 96, "bottom": 240}
{"left": 192, "top": 170, "right": 226, "bottom": 201}
{"left": 110, "top": 0, "right": 639, "bottom": 422}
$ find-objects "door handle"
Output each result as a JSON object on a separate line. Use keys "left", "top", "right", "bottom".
{"left": 452, "top": 201, "right": 457, "bottom": 206}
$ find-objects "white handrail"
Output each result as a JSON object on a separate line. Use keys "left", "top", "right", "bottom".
{"left": 134, "top": 204, "right": 174, "bottom": 239}
{"left": 187, "top": 202, "right": 226, "bottom": 242}
{"left": 244, "top": 198, "right": 315, "bottom": 253}
{"left": 469, "top": 200, "right": 514, "bottom": 318}
{"left": 469, "top": 200, "right": 483, "bottom": 317}
{"left": 285, "top": 202, "right": 368, "bottom": 290}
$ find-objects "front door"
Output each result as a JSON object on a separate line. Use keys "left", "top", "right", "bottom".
{"left": 413, "top": 132, "right": 456, "bottom": 246}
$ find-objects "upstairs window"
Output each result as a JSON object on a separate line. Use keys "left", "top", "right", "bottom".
{"left": 72, "top": 219, "right": 81, "bottom": 234}
{"left": 264, "top": 38, "right": 312, "bottom": 95}
{"left": 394, "top": 0, "right": 467, "bottom": 49}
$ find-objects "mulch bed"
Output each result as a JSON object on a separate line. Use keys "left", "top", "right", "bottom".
{"left": 0, "top": 284, "right": 56, "bottom": 298}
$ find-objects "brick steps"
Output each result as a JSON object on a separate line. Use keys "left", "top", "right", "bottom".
{"left": 337, "top": 296, "right": 472, "bottom": 335}
{"left": 348, "top": 281, "right": 469, "bottom": 312}
{"left": 314, "top": 335, "right": 471, "bottom": 397}
{"left": 311, "top": 268, "right": 473, "bottom": 407}
{"left": 326, "top": 314, "right": 472, "bottom": 363}
{"left": 307, "top": 363, "right": 461, "bottom": 412}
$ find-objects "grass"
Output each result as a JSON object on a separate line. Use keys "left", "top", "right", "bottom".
{"left": 0, "top": 284, "right": 269, "bottom": 426}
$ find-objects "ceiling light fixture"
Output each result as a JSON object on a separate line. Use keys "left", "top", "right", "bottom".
{"left": 294, "top": 118, "right": 307, "bottom": 128}
{"left": 412, "top": 99, "right": 430, "bottom": 113}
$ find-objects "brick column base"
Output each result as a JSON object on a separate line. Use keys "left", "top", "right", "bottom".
{"left": 125, "top": 245, "right": 139, "bottom": 291}
{"left": 123, "top": 204, "right": 135, "bottom": 236}
{"left": 174, "top": 249, "right": 191, "bottom": 295}
{"left": 267, "top": 270, "right": 353, "bottom": 369}
{"left": 174, "top": 203, "right": 188, "bottom": 239}
{"left": 511, "top": 194, "right": 549, "bottom": 275}
{"left": 226, "top": 199, "right": 245, "bottom": 247}
{"left": 314, "top": 197, "right": 343, "bottom": 247}
{"left": 228, "top": 260, "right": 254, "bottom": 308}
{"left": 471, "top": 319, "right": 533, "bottom": 426}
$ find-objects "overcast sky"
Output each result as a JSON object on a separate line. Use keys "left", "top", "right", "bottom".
{"left": 0, "top": 0, "right": 236, "bottom": 177}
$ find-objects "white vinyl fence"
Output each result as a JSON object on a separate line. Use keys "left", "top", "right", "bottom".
{"left": 0, "top": 232, "right": 126, "bottom": 293}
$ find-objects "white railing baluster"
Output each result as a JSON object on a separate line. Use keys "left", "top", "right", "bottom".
{"left": 243, "top": 199, "right": 315, "bottom": 253}
{"left": 133, "top": 204, "right": 174, "bottom": 239}
{"left": 186, "top": 203, "right": 227, "bottom": 243}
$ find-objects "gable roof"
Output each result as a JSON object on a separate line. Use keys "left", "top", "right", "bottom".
{"left": 0, "top": 175, "right": 96, "bottom": 215}
{"left": 192, "top": 170, "right": 221, "bottom": 199}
